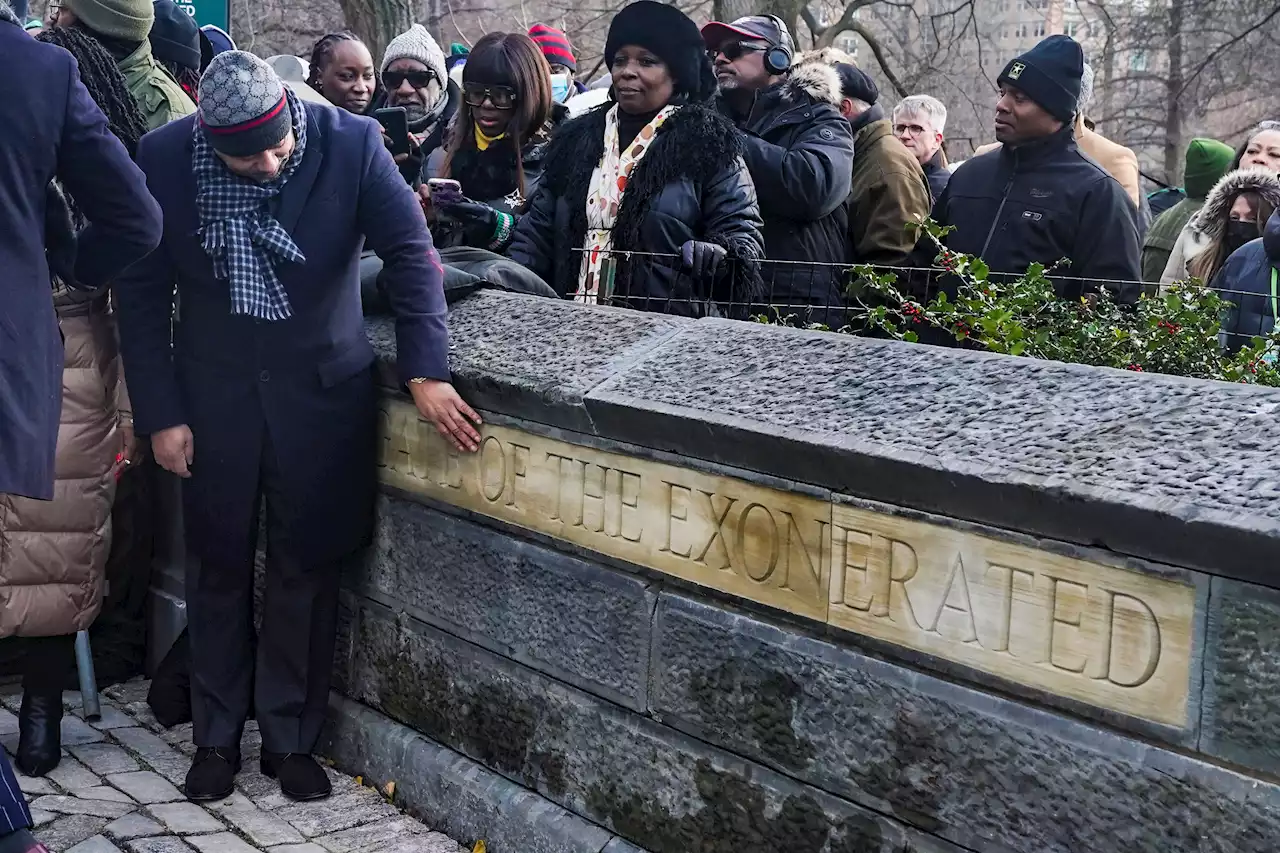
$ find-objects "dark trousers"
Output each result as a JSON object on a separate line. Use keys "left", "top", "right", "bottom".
{"left": 20, "top": 634, "right": 75, "bottom": 694}
{"left": 186, "top": 432, "right": 342, "bottom": 755}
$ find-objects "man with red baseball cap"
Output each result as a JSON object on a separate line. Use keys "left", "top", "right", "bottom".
{"left": 703, "top": 14, "right": 854, "bottom": 327}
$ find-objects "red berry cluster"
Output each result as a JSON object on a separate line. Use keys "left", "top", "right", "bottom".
{"left": 1157, "top": 320, "right": 1181, "bottom": 335}
{"left": 1126, "top": 363, "right": 1144, "bottom": 372}
{"left": 940, "top": 252, "right": 959, "bottom": 274}
{"left": 902, "top": 304, "right": 924, "bottom": 324}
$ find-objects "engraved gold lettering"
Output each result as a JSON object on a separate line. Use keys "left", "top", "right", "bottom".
{"left": 479, "top": 436, "right": 506, "bottom": 503}
{"left": 779, "top": 511, "right": 826, "bottom": 593}
{"left": 986, "top": 563, "right": 1036, "bottom": 654}
{"left": 618, "top": 470, "right": 642, "bottom": 542}
{"left": 1048, "top": 576, "right": 1089, "bottom": 674}
{"left": 505, "top": 443, "right": 529, "bottom": 510}
{"left": 661, "top": 481, "right": 692, "bottom": 557}
{"left": 579, "top": 461, "right": 606, "bottom": 534}
{"left": 927, "top": 554, "right": 979, "bottom": 644}
{"left": 831, "top": 526, "right": 874, "bottom": 611}
{"left": 738, "top": 502, "right": 780, "bottom": 583}
{"left": 544, "top": 452, "right": 575, "bottom": 521}
{"left": 1104, "top": 592, "right": 1162, "bottom": 688}
{"left": 693, "top": 491, "right": 737, "bottom": 569}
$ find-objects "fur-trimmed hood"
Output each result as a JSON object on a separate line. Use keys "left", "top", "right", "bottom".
{"left": 785, "top": 48, "right": 846, "bottom": 108}
{"left": 0, "top": 2, "right": 20, "bottom": 25}
{"left": 1191, "top": 168, "right": 1280, "bottom": 240}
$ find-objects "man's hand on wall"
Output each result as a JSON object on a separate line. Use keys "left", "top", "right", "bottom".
{"left": 409, "top": 380, "right": 482, "bottom": 453}
{"left": 152, "top": 424, "right": 195, "bottom": 478}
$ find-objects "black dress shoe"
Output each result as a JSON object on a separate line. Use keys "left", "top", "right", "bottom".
{"left": 185, "top": 747, "right": 241, "bottom": 801}
{"left": 16, "top": 691, "right": 63, "bottom": 777}
{"left": 261, "top": 752, "right": 332, "bottom": 801}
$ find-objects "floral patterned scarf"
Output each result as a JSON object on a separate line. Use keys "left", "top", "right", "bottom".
{"left": 575, "top": 104, "right": 678, "bottom": 303}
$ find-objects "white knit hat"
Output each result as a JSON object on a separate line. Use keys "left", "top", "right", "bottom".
{"left": 381, "top": 24, "right": 447, "bottom": 85}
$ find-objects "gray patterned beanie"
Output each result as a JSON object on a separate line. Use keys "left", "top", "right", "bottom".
{"left": 198, "top": 51, "right": 291, "bottom": 157}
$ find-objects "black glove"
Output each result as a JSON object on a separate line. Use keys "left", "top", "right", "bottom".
{"left": 681, "top": 240, "right": 727, "bottom": 280}
{"left": 438, "top": 197, "right": 499, "bottom": 246}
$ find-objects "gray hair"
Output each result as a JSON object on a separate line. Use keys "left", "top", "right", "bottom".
{"left": 1079, "top": 62, "right": 1095, "bottom": 114}
{"left": 892, "top": 94, "right": 948, "bottom": 135}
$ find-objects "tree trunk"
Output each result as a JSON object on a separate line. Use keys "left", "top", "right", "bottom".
{"left": 1163, "top": 0, "right": 1185, "bottom": 184}
{"left": 339, "top": 0, "right": 414, "bottom": 64}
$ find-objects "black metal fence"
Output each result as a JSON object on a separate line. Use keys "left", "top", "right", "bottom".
{"left": 564, "top": 247, "right": 1275, "bottom": 353}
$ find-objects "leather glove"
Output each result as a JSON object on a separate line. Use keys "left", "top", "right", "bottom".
{"left": 681, "top": 240, "right": 728, "bottom": 280}
{"left": 439, "top": 198, "right": 499, "bottom": 246}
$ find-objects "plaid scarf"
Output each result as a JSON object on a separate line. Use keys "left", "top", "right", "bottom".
{"left": 193, "top": 89, "right": 308, "bottom": 321}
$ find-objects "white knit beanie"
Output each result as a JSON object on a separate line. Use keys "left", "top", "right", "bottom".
{"left": 381, "top": 24, "right": 447, "bottom": 85}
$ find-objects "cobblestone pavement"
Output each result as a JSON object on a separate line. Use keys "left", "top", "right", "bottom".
{"left": 0, "top": 680, "right": 467, "bottom": 853}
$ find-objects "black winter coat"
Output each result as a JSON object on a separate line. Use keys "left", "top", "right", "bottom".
{"left": 508, "top": 103, "right": 765, "bottom": 318}
{"left": 718, "top": 60, "right": 855, "bottom": 326}
{"left": 923, "top": 150, "right": 951, "bottom": 203}
{"left": 1212, "top": 210, "right": 1280, "bottom": 350}
{"left": 932, "top": 124, "right": 1143, "bottom": 303}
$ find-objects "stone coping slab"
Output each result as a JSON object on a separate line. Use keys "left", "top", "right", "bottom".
{"left": 368, "top": 296, "right": 1280, "bottom": 587}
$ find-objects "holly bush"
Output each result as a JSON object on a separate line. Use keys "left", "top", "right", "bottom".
{"left": 828, "top": 219, "right": 1280, "bottom": 387}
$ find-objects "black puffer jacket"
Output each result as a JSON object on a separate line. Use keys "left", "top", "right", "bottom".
{"left": 932, "top": 124, "right": 1142, "bottom": 303}
{"left": 1212, "top": 210, "right": 1280, "bottom": 350}
{"left": 717, "top": 60, "right": 855, "bottom": 326}
{"left": 508, "top": 103, "right": 765, "bottom": 318}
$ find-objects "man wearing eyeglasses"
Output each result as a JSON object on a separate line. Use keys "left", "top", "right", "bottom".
{"left": 380, "top": 24, "right": 459, "bottom": 186}
{"left": 702, "top": 15, "right": 855, "bottom": 328}
{"left": 892, "top": 94, "right": 951, "bottom": 202}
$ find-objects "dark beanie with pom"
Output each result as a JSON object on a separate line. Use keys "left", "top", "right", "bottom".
{"left": 998, "top": 34, "right": 1083, "bottom": 123}
{"left": 605, "top": 1, "right": 717, "bottom": 103}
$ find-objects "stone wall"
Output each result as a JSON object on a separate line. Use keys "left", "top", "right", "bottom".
{"left": 320, "top": 291, "right": 1280, "bottom": 853}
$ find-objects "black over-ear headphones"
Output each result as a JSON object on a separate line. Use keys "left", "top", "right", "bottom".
{"left": 763, "top": 14, "right": 794, "bottom": 75}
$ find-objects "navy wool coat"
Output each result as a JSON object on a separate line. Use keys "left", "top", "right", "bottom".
{"left": 0, "top": 16, "right": 162, "bottom": 499}
{"left": 114, "top": 104, "right": 450, "bottom": 565}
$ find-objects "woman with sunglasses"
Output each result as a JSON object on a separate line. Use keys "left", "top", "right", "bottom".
{"left": 508, "top": 1, "right": 764, "bottom": 317}
{"left": 426, "top": 31, "right": 560, "bottom": 252}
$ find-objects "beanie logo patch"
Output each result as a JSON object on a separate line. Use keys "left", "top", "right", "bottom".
{"left": 1008, "top": 61, "right": 1025, "bottom": 80}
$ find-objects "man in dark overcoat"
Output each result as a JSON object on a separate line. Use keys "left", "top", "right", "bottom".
{"left": 114, "top": 51, "right": 479, "bottom": 803}
{"left": 1, "top": 3, "right": 161, "bottom": 845}
{"left": 0, "top": 0, "right": 162, "bottom": 502}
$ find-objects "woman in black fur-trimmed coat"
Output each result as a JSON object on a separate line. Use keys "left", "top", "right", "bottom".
{"left": 508, "top": 1, "right": 764, "bottom": 318}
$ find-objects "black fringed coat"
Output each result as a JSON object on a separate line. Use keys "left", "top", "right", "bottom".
{"left": 508, "top": 102, "right": 765, "bottom": 318}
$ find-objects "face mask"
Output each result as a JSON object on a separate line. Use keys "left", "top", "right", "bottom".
{"left": 551, "top": 73, "right": 572, "bottom": 104}
{"left": 1225, "top": 219, "right": 1260, "bottom": 254}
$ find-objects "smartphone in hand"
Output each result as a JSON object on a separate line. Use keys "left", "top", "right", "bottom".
{"left": 427, "top": 178, "right": 463, "bottom": 206}
{"left": 374, "top": 107, "right": 411, "bottom": 158}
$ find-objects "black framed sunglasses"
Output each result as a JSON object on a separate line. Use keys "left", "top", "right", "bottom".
{"left": 711, "top": 41, "right": 769, "bottom": 61}
{"left": 463, "top": 83, "right": 517, "bottom": 110}
{"left": 382, "top": 69, "right": 435, "bottom": 91}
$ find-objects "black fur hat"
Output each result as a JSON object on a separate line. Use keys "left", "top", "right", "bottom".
{"left": 604, "top": 1, "right": 717, "bottom": 103}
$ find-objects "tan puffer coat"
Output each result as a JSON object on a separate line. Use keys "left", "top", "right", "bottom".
{"left": 0, "top": 286, "right": 122, "bottom": 638}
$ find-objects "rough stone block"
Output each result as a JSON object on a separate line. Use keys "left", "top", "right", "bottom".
{"left": 146, "top": 803, "right": 226, "bottom": 835}
{"left": 345, "top": 602, "right": 952, "bottom": 853}
{"left": 1201, "top": 577, "right": 1280, "bottom": 776}
{"left": 40, "top": 814, "right": 111, "bottom": 851}
{"left": 70, "top": 744, "right": 142, "bottom": 776}
{"left": 584, "top": 318, "right": 1280, "bottom": 585}
{"left": 649, "top": 592, "right": 1280, "bottom": 853}
{"left": 322, "top": 694, "right": 650, "bottom": 853}
{"left": 66, "top": 837, "right": 125, "bottom": 853}
{"left": 106, "top": 772, "right": 184, "bottom": 805}
{"left": 366, "top": 293, "right": 689, "bottom": 432}
{"left": 362, "top": 495, "right": 655, "bottom": 711}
